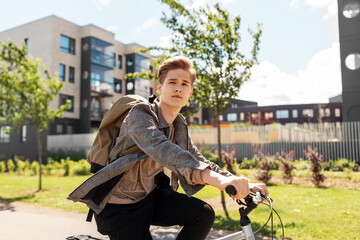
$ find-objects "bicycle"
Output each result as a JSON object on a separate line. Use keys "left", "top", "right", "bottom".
{"left": 215, "top": 185, "right": 284, "bottom": 240}
{"left": 66, "top": 185, "right": 283, "bottom": 240}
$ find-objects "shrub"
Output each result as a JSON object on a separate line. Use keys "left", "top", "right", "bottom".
{"left": 276, "top": 150, "right": 295, "bottom": 184}
{"left": 70, "top": 159, "right": 90, "bottom": 176}
{"left": 252, "top": 144, "right": 273, "bottom": 184}
{"left": 198, "top": 143, "right": 218, "bottom": 163}
{"left": 30, "top": 161, "right": 39, "bottom": 175}
{"left": 61, "top": 158, "right": 71, "bottom": 176}
{"left": 7, "top": 159, "right": 15, "bottom": 172}
{"left": 0, "top": 161, "right": 6, "bottom": 173}
{"left": 240, "top": 157, "right": 258, "bottom": 169}
{"left": 294, "top": 158, "right": 310, "bottom": 170}
{"left": 304, "top": 146, "right": 325, "bottom": 186}
{"left": 43, "top": 149, "right": 87, "bottom": 163}
{"left": 15, "top": 159, "right": 27, "bottom": 174}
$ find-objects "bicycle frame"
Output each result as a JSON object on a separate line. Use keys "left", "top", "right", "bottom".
{"left": 216, "top": 224, "right": 255, "bottom": 240}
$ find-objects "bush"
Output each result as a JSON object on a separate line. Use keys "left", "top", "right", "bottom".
{"left": 276, "top": 150, "right": 295, "bottom": 184}
{"left": 30, "top": 161, "right": 39, "bottom": 175}
{"left": 240, "top": 157, "right": 258, "bottom": 169}
{"left": 0, "top": 161, "right": 6, "bottom": 173}
{"left": 43, "top": 149, "right": 87, "bottom": 163}
{"left": 15, "top": 159, "right": 27, "bottom": 174}
{"left": 61, "top": 158, "right": 71, "bottom": 176}
{"left": 304, "top": 146, "right": 325, "bottom": 186}
{"left": 7, "top": 159, "right": 15, "bottom": 172}
{"left": 70, "top": 159, "right": 90, "bottom": 176}
{"left": 294, "top": 158, "right": 310, "bottom": 170}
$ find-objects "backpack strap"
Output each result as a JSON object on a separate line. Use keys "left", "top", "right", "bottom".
{"left": 86, "top": 208, "right": 94, "bottom": 222}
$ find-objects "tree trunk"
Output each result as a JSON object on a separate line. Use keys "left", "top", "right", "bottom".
{"left": 216, "top": 110, "right": 229, "bottom": 218}
{"left": 36, "top": 129, "right": 42, "bottom": 191}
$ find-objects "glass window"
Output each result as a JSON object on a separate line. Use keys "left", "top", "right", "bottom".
{"left": 0, "top": 126, "right": 11, "bottom": 143}
{"left": 112, "top": 53, "right": 116, "bottom": 68}
{"left": 66, "top": 125, "right": 73, "bottom": 134}
{"left": 292, "top": 109, "right": 298, "bottom": 118}
{"left": 265, "top": 112, "right": 273, "bottom": 119}
{"left": 24, "top": 38, "right": 29, "bottom": 53}
{"left": 114, "top": 79, "right": 122, "bottom": 93}
{"left": 60, "top": 94, "right": 74, "bottom": 112}
{"left": 69, "top": 66, "right": 75, "bottom": 83}
{"left": 343, "top": 2, "right": 360, "bottom": 18}
{"left": 335, "top": 108, "right": 341, "bottom": 117}
{"left": 276, "top": 110, "right": 289, "bottom": 119}
{"left": 60, "top": 35, "right": 75, "bottom": 54}
{"left": 56, "top": 124, "right": 63, "bottom": 134}
{"left": 219, "top": 115, "right": 223, "bottom": 122}
{"left": 118, "top": 55, "right": 123, "bottom": 69}
{"left": 91, "top": 98, "right": 101, "bottom": 120}
{"left": 227, "top": 113, "right": 237, "bottom": 122}
{"left": 91, "top": 38, "right": 114, "bottom": 68}
{"left": 21, "top": 125, "right": 27, "bottom": 142}
{"left": 59, "top": 64, "right": 65, "bottom": 81}
{"left": 302, "top": 109, "right": 314, "bottom": 118}
{"left": 345, "top": 53, "right": 360, "bottom": 70}
{"left": 240, "top": 112, "right": 244, "bottom": 121}
{"left": 325, "top": 108, "right": 331, "bottom": 117}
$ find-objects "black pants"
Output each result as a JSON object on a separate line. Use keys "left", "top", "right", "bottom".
{"left": 94, "top": 187, "right": 215, "bottom": 240}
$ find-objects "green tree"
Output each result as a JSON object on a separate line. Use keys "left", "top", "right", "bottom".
{"left": 128, "top": 0, "right": 262, "bottom": 212}
{"left": 0, "top": 39, "right": 70, "bottom": 190}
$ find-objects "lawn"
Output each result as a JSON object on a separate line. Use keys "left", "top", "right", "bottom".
{"left": 0, "top": 174, "right": 359, "bottom": 240}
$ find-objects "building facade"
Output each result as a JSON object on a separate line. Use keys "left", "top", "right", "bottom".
{"left": 205, "top": 98, "right": 343, "bottom": 126}
{"left": 0, "top": 15, "right": 156, "bottom": 160}
{"left": 337, "top": 0, "right": 360, "bottom": 121}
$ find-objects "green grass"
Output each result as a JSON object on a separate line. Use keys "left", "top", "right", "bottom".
{"left": 1, "top": 174, "right": 360, "bottom": 239}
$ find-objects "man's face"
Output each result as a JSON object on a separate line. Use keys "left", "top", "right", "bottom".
{"left": 157, "top": 68, "right": 193, "bottom": 109}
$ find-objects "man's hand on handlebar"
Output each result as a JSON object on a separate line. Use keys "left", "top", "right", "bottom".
{"left": 220, "top": 176, "right": 269, "bottom": 200}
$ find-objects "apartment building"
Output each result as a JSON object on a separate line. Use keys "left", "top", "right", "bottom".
{"left": 0, "top": 15, "right": 157, "bottom": 160}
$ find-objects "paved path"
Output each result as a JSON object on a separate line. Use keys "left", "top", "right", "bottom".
{"left": 0, "top": 202, "right": 237, "bottom": 240}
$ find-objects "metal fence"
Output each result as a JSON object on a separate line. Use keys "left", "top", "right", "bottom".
{"left": 189, "top": 122, "right": 360, "bottom": 163}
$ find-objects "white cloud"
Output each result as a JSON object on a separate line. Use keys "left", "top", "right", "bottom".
{"left": 238, "top": 43, "right": 342, "bottom": 106}
{"left": 304, "top": 0, "right": 338, "bottom": 19}
{"left": 290, "top": 0, "right": 300, "bottom": 9}
{"left": 106, "top": 26, "right": 118, "bottom": 32}
{"left": 135, "top": 17, "right": 158, "bottom": 34}
{"left": 221, "top": 0, "right": 234, "bottom": 5}
{"left": 92, "top": 0, "right": 112, "bottom": 10}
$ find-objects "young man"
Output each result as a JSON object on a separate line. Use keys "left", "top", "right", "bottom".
{"left": 69, "top": 56, "right": 268, "bottom": 240}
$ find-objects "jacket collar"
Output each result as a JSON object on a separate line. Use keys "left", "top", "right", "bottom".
{"left": 153, "top": 98, "right": 188, "bottom": 129}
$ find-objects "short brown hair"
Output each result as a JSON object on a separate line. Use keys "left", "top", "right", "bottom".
{"left": 157, "top": 56, "right": 196, "bottom": 85}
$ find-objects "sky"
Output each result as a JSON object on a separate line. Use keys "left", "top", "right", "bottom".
{"left": 0, "top": 0, "right": 341, "bottom": 106}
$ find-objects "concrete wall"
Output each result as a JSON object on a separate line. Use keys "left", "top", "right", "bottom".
{"left": 47, "top": 133, "right": 96, "bottom": 151}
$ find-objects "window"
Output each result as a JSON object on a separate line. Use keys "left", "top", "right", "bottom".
{"left": 118, "top": 55, "right": 123, "bottom": 69}
{"left": 56, "top": 124, "right": 63, "bottom": 134}
{"left": 114, "top": 79, "right": 122, "bottom": 93}
{"left": 276, "top": 110, "right": 289, "bottom": 119}
{"left": 0, "top": 126, "right": 11, "bottom": 143}
{"left": 240, "top": 112, "right": 244, "bottom": 121}
{"left": 325, "top": 108, "right": 331, "bottom": 117}
{"left": 60, "top": 95, "right": 74, "bottom": 112}
{"left": 66, "top": 125, "right": 73, "bottom": 134}
{"left": 69, "top": 66, "right": 75, "bottom": 83}
{"left": 227, "top": 113, "right": 237, "bottom": 122}
{"left": 303, "top": 109, "right": 314, "bottom": 118}
{"left": 59, "top": 64, "right": 65, "bottom": 81}
{"left": 335, "top": 108, "right": 341, "bottom": 117}
{"left": 219, "top": 115, "right": 223, "bottom": 122}
{"left": 319, "top": 108, "right": 324, "bottom": 117}
{"left": 193, "top": 117, "right": 199, "bottom": 124}
{"left": 265, "top": 112, "right": 273, "bottom": 119}
{"left": 292, "top": 109, "right": 298, "bottom": 118}
{"left": 60, "top": 35, "right": 75, "bottom": 54}
{"left": 21, "top": 125, "right": 27, "bottom": 142}
{"left": 112, "top": 53, "right": 116, "bottom": 68}
{"left": 24, "top": 38, "right": 29, "bottom": 53}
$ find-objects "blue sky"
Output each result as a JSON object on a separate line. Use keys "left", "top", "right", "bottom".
{"left": 0, "top": 0, "right": 341, "bottom": 106}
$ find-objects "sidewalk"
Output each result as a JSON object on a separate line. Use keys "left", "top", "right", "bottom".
{"left": 0, "top": 201, "right": 236, "bottom": 240}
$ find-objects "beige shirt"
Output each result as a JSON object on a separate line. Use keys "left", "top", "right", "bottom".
{"left": 108, "top": 124, "right": 205, "bottom": 204}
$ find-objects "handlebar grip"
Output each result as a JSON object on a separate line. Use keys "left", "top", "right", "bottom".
{"left": 225, "top": 185, "right": 236, "bottom": 196}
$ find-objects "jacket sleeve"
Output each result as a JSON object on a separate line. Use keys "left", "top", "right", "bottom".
{"left": 187, "top": 132, "right": 233, "bottom": 177}
{"left": 123, "top": 103, "right": 209, "bottom": 175}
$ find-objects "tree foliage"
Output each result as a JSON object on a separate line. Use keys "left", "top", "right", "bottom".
{"left": 0, "top": 39, "right": 70, "bottom": 190}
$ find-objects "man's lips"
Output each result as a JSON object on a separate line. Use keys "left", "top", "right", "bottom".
{"left": 172, "top": 95, "right": 183, "bottom": 99}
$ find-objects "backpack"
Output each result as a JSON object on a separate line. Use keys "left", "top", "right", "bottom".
{"left": 87, "top": 94, "right": 154, "bottom": 174}
{"left": 85, "top": 94, "right": 155, "bottom": 222}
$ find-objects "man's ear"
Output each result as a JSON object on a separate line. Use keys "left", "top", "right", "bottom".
{"left": 157, "top": 83, "right": 162, "bottom": 94}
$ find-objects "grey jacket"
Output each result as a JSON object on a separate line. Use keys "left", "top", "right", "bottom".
{"left": 67, "top": 100, "right": 231, "bottom": 214}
